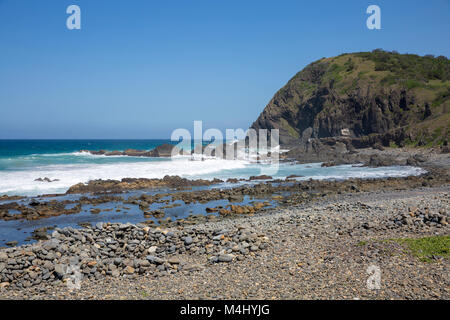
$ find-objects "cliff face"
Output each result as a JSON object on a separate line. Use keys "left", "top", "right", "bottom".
{"left": 251, "top": 50, "right": 450, "bottom": 148}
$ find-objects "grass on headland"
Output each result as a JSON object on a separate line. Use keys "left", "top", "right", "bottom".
{"left": 358, "top": 236, "right": 450, "bottom": 262}
{"left": 392, "top": 235, "right": 450, "bottom": 263}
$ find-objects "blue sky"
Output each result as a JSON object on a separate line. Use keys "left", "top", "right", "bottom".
{"left": 0, "top": 0, "right": 449, "bottom": 139}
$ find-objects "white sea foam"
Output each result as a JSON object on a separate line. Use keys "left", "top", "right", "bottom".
{"left": 70, "top": 151, "right": 131, "bottom": 158}
{"left": 0, "top": 154, "right": 427, "bottom": 197}
{"left": 293, "top": 165, "right": 426, "bottom": 181}
{"left": 0, "top": 158, "right": 249, "bottom": 196}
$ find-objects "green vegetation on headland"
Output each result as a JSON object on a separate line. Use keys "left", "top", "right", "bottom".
{"left": 251, "top": 50, "right": 449, "bottom": 148}
{"left": 354, "top": 49, "right": 449, "bottom": 83}
{"left": 393, "top": 235, "right": 449, "bottom": 263}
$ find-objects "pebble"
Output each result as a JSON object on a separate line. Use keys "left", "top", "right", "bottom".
{"left": 218, "top": 254, "right": 235, "bottom": 262}
{"left": 146, "top": 255, "right": 165, "bottom": 265}
{"left": 124, "top": 266, "right": 135, "bottom": 274}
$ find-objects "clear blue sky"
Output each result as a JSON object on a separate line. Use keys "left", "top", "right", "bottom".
{"left": 0, "top": 0, "right": 449, "bottom": 139}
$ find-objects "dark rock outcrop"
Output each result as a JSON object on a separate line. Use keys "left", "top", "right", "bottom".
{"left": 80, "top": 144, "right": 181, "bottom": 158}
{"left": 151, "top": 144, "right": 181, "bottom": 157}
{"left": 251, "top": 50, "right": 449, "bottom": 151}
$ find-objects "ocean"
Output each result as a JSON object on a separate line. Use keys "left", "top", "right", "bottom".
{"left": 0, "top": 139, "right": 426, "bottom": 197}
{"left": 0, "top": 139, "right": 429, "bottom": 246}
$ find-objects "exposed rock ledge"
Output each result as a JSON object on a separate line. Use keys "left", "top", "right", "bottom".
{"left": 80, "top": 143, "right": 181, "bottom": 158}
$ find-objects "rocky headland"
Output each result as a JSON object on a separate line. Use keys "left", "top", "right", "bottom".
{"left": 251, "top": 50, "right": 449, "bottom": 149}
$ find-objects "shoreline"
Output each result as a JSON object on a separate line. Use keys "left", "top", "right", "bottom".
{"left": 0, "top": 147, "right": 448, "bottom": 246}
{"left": 0, "top": 184, "right": 448, "bottom": 299}
{"left": 0, "top": 146, "right": 447, "bottom": 199}
{"left": 0, "top": 165, "right": 446, "bottom": 231}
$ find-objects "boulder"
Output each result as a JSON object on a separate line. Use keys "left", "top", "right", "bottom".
{"left": 150, "top": 144, "right": 181, "bottom": 157}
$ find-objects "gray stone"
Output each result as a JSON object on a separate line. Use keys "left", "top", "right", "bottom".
{"left": 111, "top": 269, "right": 120, "bottom": 277}
{"left": 147, "top": 246, "right": 158, "bottom": 254}
{"left": 156, "top": 264, "right": 165, "bottom": 271}
{"left": 118, "top": 223, "right": 131, "bottom": 230}
{"left": 45, "top": 252, "right": 56, "bottom": 261}
{"left": 108, "top": 264, "right": 117, "bottom": 271}
{"left": 146, "top": 255, "right": 164, "bottom": 264}
{"left": 69, "top": 256, "right": 80, "bottom": 265}
{"left": 43, "top": 239, "right": 60, "bottom": 251}
{"left": 239, "top": 248, "right": 249, "bottom": 255}
{"left": 139, "top": 260, "right": 150, "bottom": 267}
{"left": 51, "top": 230, "right": 61, "bottom": 239}
{"left": 184, "top": 236, "right": 193, "bottom": 245}
{"left": 0, "top": 252, "right": 9, "bottom": 261}
{"left": 182, "top": 263, "right": 204, "bottom": 272}
{"left": 43, "top": 261, "right": 54, "bottom": 271}
{"left": 218, "top": 254, "right": 234, "bottom": 262}
{"left": 167, "top": 257, "right": 181, "bottom": 265}
{"left": 54, "top": 264, "right": 66, "bottom": 279}
{"left": 213, "top": 234, "right": 224, "bottom": 241}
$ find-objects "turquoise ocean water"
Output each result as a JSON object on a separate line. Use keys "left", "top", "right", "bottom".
{"left": 0, "top": 139, "right": 425, "bottom": 196}
{"left": 0, "top": 139, "right": 428, "bottom": 245}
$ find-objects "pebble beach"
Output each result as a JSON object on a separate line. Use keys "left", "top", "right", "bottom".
{"left": 1, "top": 181, "right": 448, "bottom": 300}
